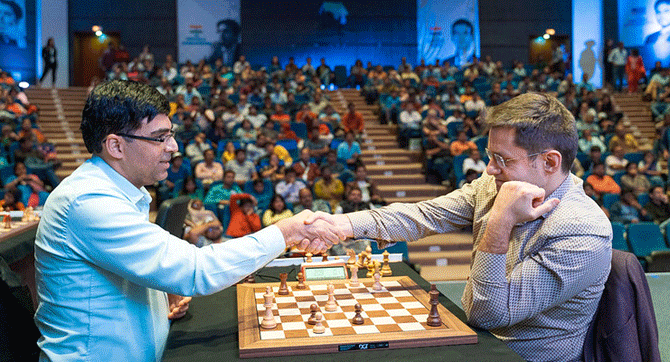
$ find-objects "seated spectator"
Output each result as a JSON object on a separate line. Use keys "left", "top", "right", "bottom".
{"left": 309, "top": 92, "right": 329, "bottom": 116}
{"left": 0, "top": 187, "right": 24, "bottom": 211}
{"left": 292, "top": 147, "right": 320, "bottom": 186}
{"left": 270, "top": 104, "right": 291, "bottom": 124}
{"left": 4, "top": 162, "right": 47, "bottom": 207}
{"left": 576, "top": 112, "right": 601, "bottom": 137}
{"left": 335, "top": 186, "right": 371, "bottom": 214}
{"left": 180, "top": 175, "right": 204, "bottom": 200}
{"left": 265, "top": 139, "right": 293, "bottom": 167}
{"left": 235, "top": 118, "right": 257, "bottom": 144}
{"left": 350, "top": 164, "right": 385, "bottom": 206}
{"left": 159, "top": 152, "right": 190, "bottom": 201}
{"left": 608, "top": 122, "right": 639, "bottom": 153}
{"left": 185, "top": 132, "right": 211, "bottom": 164}
{"left": 18, "top": 118, "right": 46, "bottom": 144}
{"left": 462, "top": 148, "right": 486, "bottom": 176}
{"left": 644, "top": 186, "right": 670, "bottom": 231}
{"left": 450, "top": 130, "right": 477, "bottom": 156}
{"left": 398, "top": 101, "right": 422, "bottom": 148}
{"left": 321, "top": 150, "right": 346, "bottom": 178}
{"left": 582, "top": 145, "right": 603, "bottom": 172}
{"left": 604, "top": 145, "right": 628, "bottom": 176}
{"left": 314, "top": 165, "right": 345, "bottom": 211}
{"left": 610, "top": 189, "right": 646, "bottom": 224}
{"left": 248, "top": 178, "right": 273, "bottom": 212}
{"left": 220, "top": 141, "right": 235, "bottom": 164}
{"left": 259, "top": 153, "right": 285, "bottom": 182}
{"left": 225, "top": 193, "right": 262, "bottom": 238}
{"left": 341, "top": 102, "right": 365, "bottom": 137}
{"left": 638, "top": 151, "right": 665, "bottom": 188}
{"left": 337, "top": 131, "right": 361, "bottom": 169}
{"left": 295, "top": 103, "right": 318, "bottom": 127}
{"left": 424, "top": 133, "right": 452, "bottom": 184}
{"left": 422, "top": 109, "right": 448, "bottom": 138}
{"left": 278, "top": 123, "right": 300, "bottom": 144}
{"left": 461, "top": 116, "right": 480, "bottom": 138}
{"left": 203, "top": 170, "right": 241, "bottom": 206}
{"left": 245, "top": 134, "right": 268, "bottom": 163}
{"left": 194, "top": 149, "right": 223, "bottom": 188}
{"left": 585, "top": 161, "right": 621, "bottom": 198}
{"left": 578, "top": 129, "right": 606, "bottom": 154}
{"left": 275, "top": 168, "right": 307, "bottom": 204}
{"left": 246, "top": 105, "right": 267, "bottom": 129}
{"left": 293, "top": 187, "right": 331, "bottom": 213}
{"left": 174, "top": 113, "right": 200, "bottom": 145}
{"left": 571, "top": 158, "right": 585, "bottom": 179}
{"left": 463, "top": 93, "right": 485, "bottom": 115}
{"left": 620, "top": 162, "right": 651, "bottom": 196}
{"left": 13, "top": 137, "right": 60, "bottom": 188}
{"left": 225, "top": 148, "right": 257, "bottom": 186}
{"left": 304, "top": 127, "right": 330, "bottom": 163}
{"left": 259, "top": 119, "right": 279, "bottom": 140}
{"left": 205, "top": 117, "right": 228, "bottom": 146}
{"left": 262, "top": 194, "right": 293, "bottom": 227}
{"left": 183, "top": 198, "right": 222, "bottom": 247}
{"left": 318, "top": 105, "right": 341, "bottom": 132}
{"left": 0, "top": 124, "right": 19, "bottom": 153}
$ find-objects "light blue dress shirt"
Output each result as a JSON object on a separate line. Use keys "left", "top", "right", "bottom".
{"left": 34, "top": 156, "right": 286, "bottom": 361}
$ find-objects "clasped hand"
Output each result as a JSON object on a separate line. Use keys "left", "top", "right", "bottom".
{"left": 275, "top": 210, "right": 348, "bottom": 254}
{"left": 490, "top": 181, "right": 560, "bottom": 226}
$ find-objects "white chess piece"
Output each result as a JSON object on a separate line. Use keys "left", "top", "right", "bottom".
{"left": 349, "top": 265, "right": 359, "bottom": 287}
{"left": 372, "top": 271, "right": 382, "bottom": 291}
{"left": 324, "top": 284, "right": 337, "bottom": 311}
{"left": 312, "top": 312, "right": 325, "bottom": 334}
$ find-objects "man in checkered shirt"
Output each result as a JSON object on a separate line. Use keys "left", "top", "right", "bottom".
{"left": 308, "top": 93, "right": 612, "bottom": 361}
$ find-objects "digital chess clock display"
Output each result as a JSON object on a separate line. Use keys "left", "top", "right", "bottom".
{"left": 301, "top": 261, "right": 348, "bottom": 281}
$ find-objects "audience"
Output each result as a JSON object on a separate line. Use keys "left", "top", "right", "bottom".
{"left": 261, "top": 194, "right": 293, "bottom": 227}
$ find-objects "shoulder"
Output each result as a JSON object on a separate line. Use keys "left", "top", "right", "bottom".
{"left": 546, "top": 178, "right": 611, "bottom": 237}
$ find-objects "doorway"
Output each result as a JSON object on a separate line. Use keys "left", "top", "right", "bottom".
{"left": 528, "top": 35, "right": 570, "bottom": 70}
{"left": 72, "top": 32, "right": 121, "bottom": 87}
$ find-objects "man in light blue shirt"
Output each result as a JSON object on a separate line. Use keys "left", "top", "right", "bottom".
{"left": 34, "top": 80, "right": 342, "bottom": 362}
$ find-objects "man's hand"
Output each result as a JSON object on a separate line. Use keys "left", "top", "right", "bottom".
{"left": 480, "top": 181, "right": 559, "bottom": 254}
{"left": 167, "top": 294, "right": 192, "bottom": 320}
{"left": 275, "top": 210, "right": 347, "bottom": 253}
{"left": 303, "top": 212, "right": 354, "bottom": 239}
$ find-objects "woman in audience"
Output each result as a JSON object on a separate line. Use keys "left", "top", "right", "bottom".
{"left": 226, "top": 193, "right": 261, "bottom": 237}
{"left": 638, "top": 151, "right": 665, "bottom": 188}
{"left": 221, "top": 141, "right": 236, "bottom": 164}
{"left": 0, "top": 187, "right": 24, "bottom": 211}
{"left": 4, "top": 162, "right": 47, "bottom": 207}
{"left": 180, "top": 175, "right": 204, "bottom": 200}
{"left": 262, "top": 194, "right": 293, "bottom": 227}
{"left": 260, "top": 153, "right": 286, "bottom": 183}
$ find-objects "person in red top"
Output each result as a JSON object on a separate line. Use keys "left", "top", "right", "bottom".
{"left": 625, "top": 48, "right": 645, "bottom": 93}
{"left": 226, "top": 193, "right": 261, "bottom": 237}
{"left": 585, "top": 161, "right": 621, "bottom": 198}
{"left": 270, "top": 104, "right": 291, "bottom": 124}
{"left": 341, "top": 102, "right": 364, "bottom": 136}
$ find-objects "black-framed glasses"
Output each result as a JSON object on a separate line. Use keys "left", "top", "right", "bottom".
{"left": 485, "top": 148, "right": 547, "bottom": 169}
{"left": 116, "top": 130, "right": 175, "bottom": 143}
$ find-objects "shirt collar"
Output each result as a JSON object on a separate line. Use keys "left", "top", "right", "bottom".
{"left": 90, "top": 155, "right": 152, "bottom": 206}
{"left": 539, "top": 173, "right": 573, "bottom": 219}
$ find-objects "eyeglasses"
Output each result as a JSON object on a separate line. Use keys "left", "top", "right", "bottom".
{"left": 485, "top": 148, "right": 547, "bottom": 169}
{"left": 116, "top": 130, "right": 175, "bottom": 143}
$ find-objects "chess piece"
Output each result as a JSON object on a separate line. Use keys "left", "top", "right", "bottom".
{"left": 381, "top": 250, "right": 392, "bottom": 276}
{"left": 278, "top": 273, "right": 289, "bottom": 295}
{"left": 307, "top": 303, "right": 318, "bottom": 325}
{"left": 305, "top": 252, "right": 313, "bottom": 263}
{"left": 324, "top": 284, "right": 337, "bottom": 311}
{"left": 312, "top": 312, "right": 325, "bottom": 334}
{"left": 346, "top": 249, "right": 356, "bottom": 265}
{"left": 349, "top": 265, "right": 359, "bottom": 287}
{"left": 295, "top": 271, "right": 306, "bottom": 290}
{"left": 244, "top": 273, "right": 256, "bottom": 283}
{"left": 372, "top": 271, "right": 382, "bottom": 291}
{"left": 322, "top": 254, "right": 328, "bottom": 262}
{"left": 356, "top": 252, "right": 366, "bottom": 269}
{"left": 366, "top": 245, "right": 372, "bottom": 255}
{"left": 352, "top": 303, "right": 364, "bottom": 325}
{"left": 426, "top": 284, "right": 442, "bottom": 327}
{"left": 261, "top": 286, "right": 277, "bottom": 329}
{"left": 366, "top": 260, "right": 375, "bottom": 278}
{"left": 3, "top": 214, "right": 10, "bottom": 229}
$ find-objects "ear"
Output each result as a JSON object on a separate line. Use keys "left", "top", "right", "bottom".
{"left": 543, "top": 150, "right": 562, "bottom": 174}
{"left": 102, "top": 134, "right": 124, "bottom": 160}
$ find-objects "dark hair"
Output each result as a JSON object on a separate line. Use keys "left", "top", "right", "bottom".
{"left": 451, "top": 18, "right": 474, "bottom": 35}
{"left": 5, "top": 186, "right": 21, "bottom": 205}
{"left": 80, "top": 80, "right": 169, "bottom": 154}
{"left": 485, "top": 93, "right": 578, "bottom": 173}
{"left": 0, "top": 0, "right": 22, "bottom": 23}
{"left": 216, "top": 19, "right": 241, "bottom": 36}
{"left": 234, "top": 148, "right": 246, "bottom": 156}
{"left": 270, "top": 194, "right": 287, "bottom": 213}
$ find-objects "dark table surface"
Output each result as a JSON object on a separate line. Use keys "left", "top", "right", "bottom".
{"left": 163, "top": 262, "right": 522, "bottom": 361}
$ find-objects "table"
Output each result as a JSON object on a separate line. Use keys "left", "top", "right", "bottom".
{"left": 163, "top": 262, "right": 523, "bottom": 361}
{"left": 0, "top": 220, "right": 39, "bottom": 308}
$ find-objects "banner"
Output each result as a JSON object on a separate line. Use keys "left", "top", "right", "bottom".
{"left": 417, "top": 0, "right": 479, "bottom": 67}
{"left": 177, "top": 0, "right": 240, "bottom": 65}
{"left": 619, "top": 0, "right": 670, "bottom": 68}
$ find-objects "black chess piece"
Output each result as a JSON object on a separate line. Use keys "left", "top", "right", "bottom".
{"left": 426, "top": 284, "right": 442, "bottom": 327}
{"left": 308, "top": 303, "right": 318, "bottom": 325}
{"left": 352, "top": 303, "right": 364, "bottom": 325}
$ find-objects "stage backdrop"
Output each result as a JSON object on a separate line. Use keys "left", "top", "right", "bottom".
{"left": 417, "top": 0, "right": 480, "bottom": 67}
{"left": 177, "top": 0, "right": 241, "bottom": 65}
{"left": 619, "top": 0, "right": 670, "bottom": 68}
{"left": 241, "top": 0, "right": 416, "bottom": 70}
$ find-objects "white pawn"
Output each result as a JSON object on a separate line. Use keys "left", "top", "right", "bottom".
{"left": 372, "top": 271, "right": 382, "bottom": 291}
{"left": 325, "top": 284, "right": 337, "bottom": 311}
{"left": 312, "top": 312, "right": 325, "bottom": 334}
{"left": 349, "top": 265, "right": 359, "bottom": 287}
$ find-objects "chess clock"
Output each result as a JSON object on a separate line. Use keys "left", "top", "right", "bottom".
{"left": 301, "top": 260, "right": 349, "bottom": 281}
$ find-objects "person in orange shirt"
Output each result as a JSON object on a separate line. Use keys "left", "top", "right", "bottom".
{"left": 341, "top": 102, "right": 364, "bottom": 136}
{"left": 270, "top": 104, "right": 291, "bottom": 124}
{"left": 585, "top": 161, "right": 621, "bottom": 198}
{"left": 0, "top": 187, "right": 25, "bottom": 211}
{"left": 18, "top": 118, "right": 46, "bottom": 144}
{"left": 225, "top": 193, "right": 261, "bottom": 237}
{"left": 449, "top": 130, "right": 477, "bottom": 156}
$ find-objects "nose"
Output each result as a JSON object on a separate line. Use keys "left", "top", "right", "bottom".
{"left": 486, "top": 158, "right": 500, "bottom": 175}
{"left": 165, "top": 135, "right": 179, "bottom": 153}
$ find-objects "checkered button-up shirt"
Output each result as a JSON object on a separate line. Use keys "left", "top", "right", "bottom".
{"left": 348, "top": 173, "right": 612, "bottom": 361}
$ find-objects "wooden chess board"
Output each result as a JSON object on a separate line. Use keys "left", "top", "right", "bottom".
{"left": 237, "top": 276, "right": 477, "bottom": 358}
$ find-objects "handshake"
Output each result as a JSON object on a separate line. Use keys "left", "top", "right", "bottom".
{"left": 274, "top": 211, "right": 354, "bottom": 254}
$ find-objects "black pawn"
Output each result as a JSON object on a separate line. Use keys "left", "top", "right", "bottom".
{"left": 352, "top": 303, "right": 364, "bottom": 325}
{"left": 308, "top": 303, "right": 318, "bottom": 325}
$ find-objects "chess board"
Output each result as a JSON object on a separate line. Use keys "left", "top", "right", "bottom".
{"left": 237, "top": 276, "right": 477, "bottom": 358}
